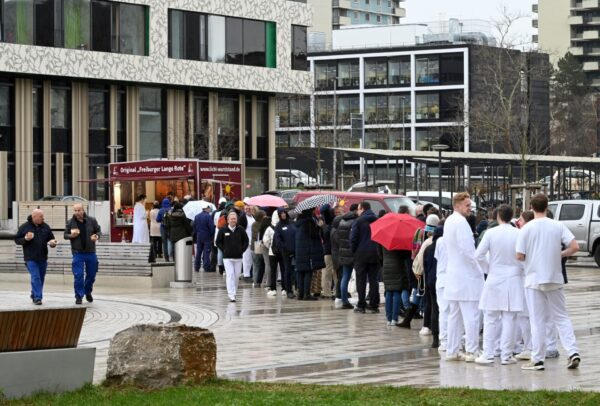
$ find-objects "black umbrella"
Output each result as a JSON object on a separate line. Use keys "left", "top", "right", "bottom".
{"left": 293, "top": 194, "right": 338, "bottom": 213}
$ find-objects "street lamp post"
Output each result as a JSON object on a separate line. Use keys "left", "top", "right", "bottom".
{"left": 333, "top": 77, "right": 338, "bottom": 189}
{"left": 431, "top": 144, "right": 449, "bottom": 211}
{"left": 107, "top": 144, "right": 123, "bottom": 163}
{"left": 285, "top": 156, "right": 296, "bottom": 189}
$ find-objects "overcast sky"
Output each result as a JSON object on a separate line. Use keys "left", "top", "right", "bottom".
{"left": 403, "top": 0, "right": 533, "bottom": 47}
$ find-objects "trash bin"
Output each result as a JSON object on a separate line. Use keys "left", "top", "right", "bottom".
{"left": 174, "top": 237, "right": 193, "bottom": 282}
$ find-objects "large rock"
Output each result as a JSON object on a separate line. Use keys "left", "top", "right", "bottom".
{"left": 105, "top": 323, "right": 216, "bottom": 388}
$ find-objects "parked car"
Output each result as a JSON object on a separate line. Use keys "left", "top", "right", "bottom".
{"left": 405, "top": 191, "right": 477, "bottom": 212}
{"left": 548, "top": 199, "right": 600, "bottom": 266}
{"left": 275, "top": 169, "right": 317, "bottom": 188}
{"left": 552, "top": 169, "right": 596, "bottom": 192}
{"left": 293, "top": 191, "right": 416, "bottom": 216}
{"left": 347, "top": 180, "right": 395, "bottom": 194}
{"left": 38, "top": 195, "right": 87, "bottom": 202}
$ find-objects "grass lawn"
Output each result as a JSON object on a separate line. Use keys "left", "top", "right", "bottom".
{"left": 3, "top": 379, "right": 600, "bottom": 406}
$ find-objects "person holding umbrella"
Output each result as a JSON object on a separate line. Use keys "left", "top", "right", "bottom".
{"left": 294, "top": 208, "right": 325, "bottom": 300}
{"left": 350, "top": 201, "right": 380, "bottom": 313}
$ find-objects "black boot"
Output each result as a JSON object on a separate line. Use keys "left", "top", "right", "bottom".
{"left": 431, "top": 334, "right": 439, "bottom": 348}
{"left": 219, "top": 265, "right": 225, "bottom": 275}
{"left": 397, "top": 304, "right": 418, "bottom": 329}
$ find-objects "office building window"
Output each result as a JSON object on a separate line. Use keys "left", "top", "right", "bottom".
{"left": 415, "top": 93, "right": 439, "bottom": 121}
{"left": 277, "top": 97, "right": 290, "bottom": 128}
{"left": 416, "top": 56, "right": 440, "bottom": 85}
{"left": 439, "top": 53, "right": 464, "bottom": 85}
{"left": 337, "top": 95, "right": 359, "bottom": 125}
{"left": 139, "top": 87, "right": 165, "bottom": 159}
{"left": 256, "top": 97, "right": 268, "bottom": 159}
{"left": 91, "top": 0, "right": 111, "bottom": 52}
{"left": 314, "top": 61, "right": 337, "bottom": 90}
{"left": 388, "top": 57, "right": 410, "bottom": 86}
{"left": 88, "top": 87, "right": 109, "bottom": 200}
{"left": 315, "top": 96, "right": 334, "bottom": 126}
{"left": 118, "top": 3, "right": 147, "bottom": 55}
{"left": 243, "top": 19, "right": 266, "bottom": 67}
{"left": 365, "top": 58, "right": 387, "bottom": 87}
{"left": 208, "top": 15, "right": 225, "bottom": 63}
{"left": 291, "top": 25, "right": 307, "bottom": 71}
{"left": 364, "top": 94, "right": 388, "bottom": 124}
{"left": 115, "top": 87, "right": 126, "bottom": 161}
{"left": 225, "top": 17, "right": 243, "bottom": 65}
{"left": 217, "top": 93, "right": 239, "bottom": 160}
{"left": 193, "top": 91, "right": 209, "bottom": 160}
{"left": 168, "top": 9, "right": 207, "bottom": 60}
{"left": 35, "top": 0, "right": 62, "bottom": 47}
{"left": 388, "top": 93, "right": 410, "bottom": 122}
{"left": 337, "top": 59, "right": 359, "bottom": 89}
{"left": 3, "top": 0, "right": 34, "bottom": 45}
{"left": 63, "top": 0, "right": 90, "bottom": 49}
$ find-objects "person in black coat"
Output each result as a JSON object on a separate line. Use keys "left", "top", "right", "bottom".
{"left": 336, "top": 204, "right": 359, "bottom": 308}
{"left": 294, "top": 208, "right": 325, "bottom": 300}
{"left": 273, "top": 208, "right": 296, "bottom": 295}
{"left": 15, "top": 209, "right": 58, "bottom": 305}
{"left": 319, "top": 204, "right": 336, "bottom": 298}
{"left": 379, "top": 244, "right": 410, "bottom": 325}
{"left": 216, "top": 211, "right": 249, "bottom": 302}
{"left": 350, "top": 201, "right": 380, "bottom": 313}
{"left": 422, "top": 225, "right": 443, "bottom": 348}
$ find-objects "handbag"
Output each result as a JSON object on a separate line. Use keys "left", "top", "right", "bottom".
{"left": 254, "top": 240, "right": 263, "bottom": 255}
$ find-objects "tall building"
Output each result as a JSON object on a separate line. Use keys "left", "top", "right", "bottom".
{"left": 533, "top": 0, "right": 600, "bottom": 86}
{"left": 307, "top": 0, "right": 406, "bottom": 50}
{"left": 276, "top": 25, "right": 549, "bottom": 188}
{"left": 0, "top": 0, "right": 311, "bottom": 221}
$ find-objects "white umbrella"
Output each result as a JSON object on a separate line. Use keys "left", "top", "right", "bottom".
{"left": 183, "top": 200, "right": 216, "bottom": 221}
{"left": 293, "top": 194, "right": 337, "bottom": 213}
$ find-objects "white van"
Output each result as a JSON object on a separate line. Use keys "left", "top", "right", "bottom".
{"left": 406, "top": 191, "right": 477, "bottom": 212}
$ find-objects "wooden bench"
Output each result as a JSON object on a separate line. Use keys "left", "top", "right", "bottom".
{"left": 0, "top": 307, "right": 95, "bottom": 399}
{"left": 0, "top": 307, "right": 86, "bottom": 352}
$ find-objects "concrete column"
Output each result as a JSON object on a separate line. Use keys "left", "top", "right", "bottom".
{"left": 42, "top": 81, "right": 52, "bottom": 195}
{"left": 55, "top": 152, "right": 64, "bottom": 195}
{"left": 15, "top": 78, "right": 33, "bottom": 201}
{"left": 239, "top": 94, "right": 246, "bottom": 197}
{"left": 268, "top": 96, "right": 276, "bottom": 190}
{"left": 71, "top": 82, "right": 89, "bottom": 198}
{"left": 0, "top": 151, "right": 7, "bottom": 219}
{"left": 251, "top": 96, "right": 258, "bottom": 159}
{"left": 109, "top": 85, "right": 118, "bottom": 158}
{"left": 208, "top": 92, "right": 218, "bottom": 160}
{"left": 166, "top": 88, "right": 186, "bottom": 159}
{"left": 126, "top": 86, "right": 140, "bottom": 161}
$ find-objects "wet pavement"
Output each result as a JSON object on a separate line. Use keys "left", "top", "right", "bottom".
{"left": 1, "top": 264, "right": 599, "bottom": 391}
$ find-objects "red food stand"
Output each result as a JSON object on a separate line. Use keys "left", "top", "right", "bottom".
{"left": 108, "top": 159, "right": 242, "bottom": 242}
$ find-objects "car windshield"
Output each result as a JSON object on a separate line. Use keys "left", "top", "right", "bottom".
{"left": 384, "top": 197, "right": 417, "bottom": 215}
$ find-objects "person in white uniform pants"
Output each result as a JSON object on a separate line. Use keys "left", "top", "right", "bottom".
{"left": 516, "top": 193, "right": 581, "bottom": 371}
{"left": 443, "top": 192, "right": 484, "bottom": 362}
{"left": 216, "top": 211, "right": 249, "bottom": 302}
{"left": 474, "top": 204, "right": 524, "bottom": 365}
{"left": 434, "top": 233, "right": 449, "bottom": 352}
{"left": 132, "top": 194, "right": 150, "bottom": 244}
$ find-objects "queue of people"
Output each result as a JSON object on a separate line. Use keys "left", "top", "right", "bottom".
{"left": 15, "top": 190, "right": 581, "bottom": 373}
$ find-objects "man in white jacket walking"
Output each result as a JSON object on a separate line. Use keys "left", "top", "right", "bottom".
{"left": 474, "top": 204, "right": 524, "bottom": 365}
{"left": 443, "top": 192, "right": 484, "bottom": 362}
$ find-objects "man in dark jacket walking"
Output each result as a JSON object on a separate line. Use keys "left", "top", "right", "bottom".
{"left": 15, "top": 209, "right": 57, "bottom": 305}
{"left": 273, "top": 208, "right": 296, "bottom": 297}
{"left": 193, "top": 206, "right": 215, "bottom": 272}
{"left": 336, "top": 204, "right": 358, "bottom": 309}
{"left": 350, "top": 201, "right": 380, "bottom": 313}
{"left": 216, "top": 211, "right": 249, "bottom": 302}
{"left": 156, "top": 198, "right": 172, "bottom": 261}
{"left": 65, "top": 203, "right": 101, "bottom": 304}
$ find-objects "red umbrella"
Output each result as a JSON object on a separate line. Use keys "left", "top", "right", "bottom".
{"left": 370, "top": 213, "right": 424, "bottom": 251}
{"left": 246, "top": 194, "right": 287, "bottom": 207}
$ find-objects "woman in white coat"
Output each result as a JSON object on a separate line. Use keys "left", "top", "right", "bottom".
{"left": 132, "top": 194, "right": 150, "bottom": 244}
{"left": 474, "top": 204, "right": 524, "bottom": 365}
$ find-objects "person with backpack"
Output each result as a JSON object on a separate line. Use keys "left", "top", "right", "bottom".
{"left": 295, "top": 208, "right": 325, "bottom": 301}
{"left": 156, "top": 198, "right": 172, "bottom": 261}
{"left": 164, "top": 202, "right": 192, "bottom": 261}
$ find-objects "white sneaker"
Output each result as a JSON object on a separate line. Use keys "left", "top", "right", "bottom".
{"left": 386, "top": 321, "right": 393, "bottom": 326}
{"left": 546, "top": 349, "right": 560, "bottom": 359}
{"left": 464, "top": 352, "right": 477, "bottom": 363}
{"left": 515, "top": 350, "right": 531, "bottom": 361}
{"left": 264, "top": 286, "right": 270, "bottom": 291}
{"left": 438, "top": 344, "right": 447, "bottom": 354}
{"left": 419, "top": 327, "right": 432, "bottom": 336}
{"left": 475, "top": 355, "right": 494, "bottom": 365}
{"left": 281, "top": 290, "right": 287, "bottom": 296}
{"left": 521, "top": 360, "right": 544, "bottom": 371}
{"left": 267, "top": 290, "right": 277, "bottom": 297}
{"left": 446, "top": 352, "right": 466, "bottom": 362}
{"left": 502, "top": 357, "right": 517, "bottom": 365}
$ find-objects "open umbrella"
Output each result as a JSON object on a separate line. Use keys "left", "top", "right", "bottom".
{"left": 183, "top": 200, "right": 216, "bottom": 221}
{"left": 245, "top": 194, "right": 287, "bottom": 207}
{"left": 370, "top": 213, "right": 424, "bottom": 251}
{"left": 293, "top": 194, "right": 337, "bottom": 213}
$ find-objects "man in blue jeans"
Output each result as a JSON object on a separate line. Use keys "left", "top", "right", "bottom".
{"left": 65, "top": 203, "right": 101, "bottom": 305}
{"left": 193, "top": 205, "right": 215, "bottom": 272}
{"left": 15, "top": 209, "right": 58, "bottom": 305}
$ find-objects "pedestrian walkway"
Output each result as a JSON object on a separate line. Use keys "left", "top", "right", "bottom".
{"left": 1, "top": 266, "right": 599, "bottom": 391}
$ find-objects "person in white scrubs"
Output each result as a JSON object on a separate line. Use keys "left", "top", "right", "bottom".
{"left": 132, "top": 194, "right": 149, "bottom": 244}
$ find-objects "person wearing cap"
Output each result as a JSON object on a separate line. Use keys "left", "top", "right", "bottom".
{"left": 443, "top": 192, "right": 484, "bottom": 362}
{"left": 15, "top": 209, "right": 58, "bottom": 305}
{"left": 474, "top": 204, "right": 524, "bottom": 366}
